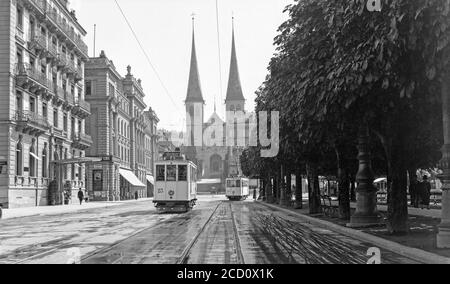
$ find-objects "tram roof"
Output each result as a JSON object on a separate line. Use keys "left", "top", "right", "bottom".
{"left": 155, "top": 160, "right": 197, "bottom": 167}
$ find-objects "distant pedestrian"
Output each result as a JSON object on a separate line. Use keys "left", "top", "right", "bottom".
{"left": 0, "top": 203, "right": 3, "bottom": 219}
{"left": 419, "top": 176, "right": 432, "bottom": 210}
{"left": 77, "top": 189, "right": 84, "bottom": 205}
{"left": 135, "top": 191, "right": 139, "bottom": 200}
{"left": 253, "top": 188, "right": 257, "bottom": 200}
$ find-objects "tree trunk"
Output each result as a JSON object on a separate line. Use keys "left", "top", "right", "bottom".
{"left": 295, "top": 169, "right": 303, "bottom": 209}
{"left": 279, "top": 165, "right": 286, "bottom": 206}
{"left": 265, "top": 176, "right": 274, "bottom": 203}
{"left": 408, "top": 167, "right": 418, "bottom": 208}
{"left": 306, "top": 162, "right": 322, "bottom": 214}
{"left": 286, "top": 172, "right": 292, "bottom": 207}
{"left": 378, "top": 131, "right": 409, "bottom": 235}
{"left": 336, "top": 145, "right": 351, "bottom": 220}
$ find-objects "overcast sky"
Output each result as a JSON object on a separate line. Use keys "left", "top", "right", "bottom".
{"left": 70, "top": 0, "right": 292, "bottom": 131}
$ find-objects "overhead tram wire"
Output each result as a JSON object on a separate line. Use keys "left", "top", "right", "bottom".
{"left": 113, "top": 0, "right": 181, "bottom": 113}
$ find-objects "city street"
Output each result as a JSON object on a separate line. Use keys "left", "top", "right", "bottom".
{"left": 0, "top": 196, "right": 418, "bottom": 264}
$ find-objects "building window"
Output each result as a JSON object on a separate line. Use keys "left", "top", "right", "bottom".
{"left": 210, "top": 155, "right": 222, "bottom": 173}
{"left": 42, "top": 145, "right": 48, "bottom": 178}
{"left": 63, "top": 113, "right": 68, "bottom": 132}
{"left": 85, "top": 81, "right": 92, "bottom": 96}
{"left": 53, "top": 109, "right": 58, "bottom": 127}
{"left": 29, "top": 96, "right": 36, "bottom": 113}
{"left": 16, "top": 141, "right": 23, "bottom": 176}
{"left": 29, "top": 144, "right": 36, "bottom": 177}
{"left": 109, "top": 83, "right": 115, "bottom": 97}
{"left": 16, "top": 6, "right": 23, "bottom": 30}
{"left": 43, "top": 103, "right": 48, "bottom": 118}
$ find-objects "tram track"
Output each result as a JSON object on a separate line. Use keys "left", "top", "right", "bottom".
{"left": 176, "top": 202, "right": 222, "bottom": 264}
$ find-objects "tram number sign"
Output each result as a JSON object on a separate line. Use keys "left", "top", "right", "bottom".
{"left": 158, "top": 188, "right": 164, "bottom": 194}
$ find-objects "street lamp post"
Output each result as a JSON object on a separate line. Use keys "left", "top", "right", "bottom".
{"left": 348, "top": 124, "right": 382, "bottom": 228}
{"left": 438, "top": 77, "right": 450, "bottom": 248}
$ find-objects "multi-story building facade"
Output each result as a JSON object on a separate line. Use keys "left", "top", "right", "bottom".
{"left": 85, "top": 51, "right": 158, "bottom": 201}
{"left": 0, "top": 0, "right": 91, "bottom": 208}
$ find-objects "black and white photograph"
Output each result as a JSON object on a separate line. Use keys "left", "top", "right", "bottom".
{"left": 1, "top": 0, "right": 450, "bottom": 269}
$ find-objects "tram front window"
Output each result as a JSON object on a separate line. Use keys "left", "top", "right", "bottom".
{"left": 156, "top": 165, "right": 165, "bottom": 181}
{"left": 227, "top": 180, "right": 241, "bottom": 188}
{"left": 178, "top": 165, "right": 187, "bottom": 181}
{"left": 167, "top": 165, "right": 177, "bottom": 181}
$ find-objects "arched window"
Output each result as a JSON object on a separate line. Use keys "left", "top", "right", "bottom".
{"left": 230, "top": 105, "right": 235, "bottom": 112}
{"left": 16, "top": 140, "right": 23, "bottom": 176}
{"left": 29, "top": 142, "right": 36, "bottom": 177}
{"left": 236, "top": 104, "right": 242, "bottom": 111}
{"left": 210, "top": 154, "right": 222, "bottom": 173}
{"left": 42, "top": 144, "right": 48, "bottom": 178}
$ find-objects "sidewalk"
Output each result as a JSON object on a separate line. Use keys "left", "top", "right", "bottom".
{"left": 1, "top": 198, "right": 153, "bottom": 220}
{"left": 258, "top": 200, "right": 450, "bottom": 264}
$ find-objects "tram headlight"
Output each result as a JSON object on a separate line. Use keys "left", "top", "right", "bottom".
{"left": 169, "top": 190, "right": 175, "bottom": 196}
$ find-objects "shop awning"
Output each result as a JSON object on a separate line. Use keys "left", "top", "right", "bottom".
{"left": 52, "top": 157, "right": 102, "bottom": 165}
{"left": 146, "top": 175, "right": 154, "bottom": 185}
{"left": 120, "top": 169, "right": 146, "bottom": 187}
{"left": 197, "top": 179, "right": 222, "bottom": 185}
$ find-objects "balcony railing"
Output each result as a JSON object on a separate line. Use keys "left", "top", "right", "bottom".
{"left": 48, "top": 42, "right": 58, "bottom": 58}
{"left": 15, "top": 110, "right": 51, "bottom": 130}
{"left": 73, "top": 132, "right": 93, "bottom": 144}
{"left": 25, "top": 0, "right": 46, "bottom": 14}
{"left": 28, "top": 32, "right": 47, "bottom": 51}
{"left": 57, "top": 53, "right": 68, "bottom": 67}
{"left": 15, "top": 63, "right": 48, "bottom": 88}
{"left": 46, "top": 7, "right": 88, "bottom": 57}
{"left": 75, "top": 99, "right": 91, "bottom": 114}
{"left": 52, "top": 127, "right": 68, "bottom": 139}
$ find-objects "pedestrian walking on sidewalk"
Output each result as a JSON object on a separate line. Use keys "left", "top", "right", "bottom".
{"left": 77, "top": 189, "right": 84, "bottom": 205}
{"left": 0, "top": 203, "right": 3, "bottom": 219}
{"left": 135, "top": 191, "right": 139, "bottom": 200}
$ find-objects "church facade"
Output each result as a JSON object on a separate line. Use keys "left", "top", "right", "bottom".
{"left": 181, "top": 21, "right": 249, "bottom": 193}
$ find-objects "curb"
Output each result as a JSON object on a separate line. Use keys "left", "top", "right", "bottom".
{"left": 1, "top": 199, "right": 154, "bottom": 221}
{"left": 258, "top": 201, "right": 450, "bottom": 264}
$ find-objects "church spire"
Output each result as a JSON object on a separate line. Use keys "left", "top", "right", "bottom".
{"left": 225, "top": 17, "right": 245, "bottom": 103}
{"left": 186, "top": 15, "right": 204, "bottom": 103}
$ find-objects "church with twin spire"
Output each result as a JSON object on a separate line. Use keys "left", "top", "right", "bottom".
{"left": 181, "top": 18, "right": 248, "bottom": 192}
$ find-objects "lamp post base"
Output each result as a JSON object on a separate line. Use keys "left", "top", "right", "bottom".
{"left": 347, "top": 214, "right": 383, "bottom": 228}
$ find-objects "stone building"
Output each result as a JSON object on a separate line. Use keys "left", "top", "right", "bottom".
{"left": 181, "top": 21, "right": 250, "bottom": 192}
{"left": 84, "top": 51, "right": 158, "bottom": 201}
{"left": 0, "top": 0, "right": 91, "bottom": 208}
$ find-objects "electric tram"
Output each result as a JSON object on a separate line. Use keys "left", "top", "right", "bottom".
{"left": 153, "top": 149, "right": 198, "bottom": 213}
{"left": 226, "top": 177, "right": 250, "bottom": 201}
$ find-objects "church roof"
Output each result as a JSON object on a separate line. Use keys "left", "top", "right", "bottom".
{"left": 225, "top": 23, "right": 245, "bottom": 102}
{"left": 186, "top": 25, "right": 205, "bottom": 103}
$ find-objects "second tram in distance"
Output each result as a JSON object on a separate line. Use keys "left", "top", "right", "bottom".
{"left": 226, "top": 177, "right": 250, "bottom": 201}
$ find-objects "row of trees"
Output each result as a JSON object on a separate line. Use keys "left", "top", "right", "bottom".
{"left": 241, "top": 0, "right": 450, "bottom": 234}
